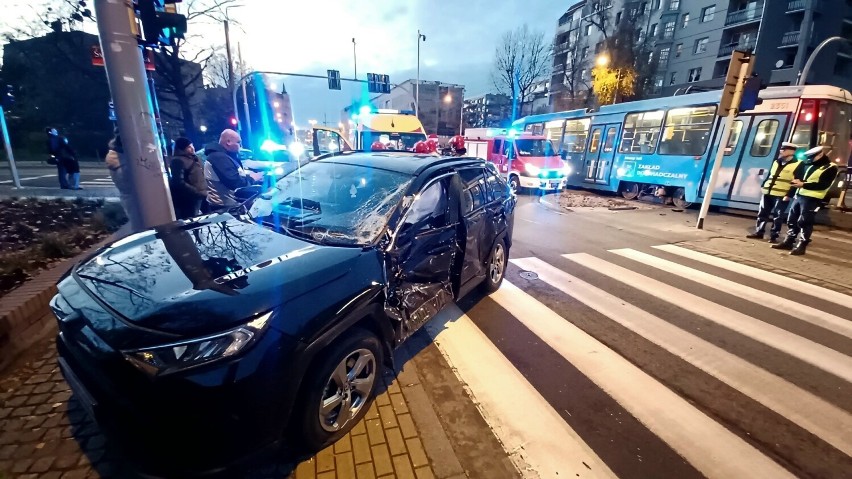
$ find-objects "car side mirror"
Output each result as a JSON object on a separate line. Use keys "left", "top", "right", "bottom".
{"left": 560, "top": 150, "right": 568, "bottom": 160}
{"left": 234, "top": 185, "right": 262, "bottom": 203}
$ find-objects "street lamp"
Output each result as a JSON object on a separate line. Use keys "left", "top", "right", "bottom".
{"left": 223, "top": 5, "right": 244, "bottom": 92}
{"left": 199, "top": 125, "right": 208, "bottom": 133}
{"left": 352, "top": 38, "right": 357, "bottom": 79}
{"left": 416, "top": 30, "right": 426, "bottom": 119}
{"left": 444, "top": 93, "right": 452, "bottom": 104}
{"left": 596, "top": 54, "right": 610, "bottom": 67}
{"left": 308, "top": 119, "right": 317, "bottom": 126}
{"left": 595, "top": 54, "right": 622, "bottom": 104}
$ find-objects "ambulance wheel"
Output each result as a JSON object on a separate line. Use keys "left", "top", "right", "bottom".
{"left": 672, "top": 187, "right": 692, "bottom": 209}
{"left": 620, "top": 182, "right": 640, "bottom": 200}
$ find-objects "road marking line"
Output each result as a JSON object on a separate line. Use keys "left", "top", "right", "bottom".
{"left": 653, "top": 245, "right": 851, "bottom": 308}
{"left": 0, "top": 174, "right": 55, "bottom": 184}
{"left": 490, "top": 279, "right": 794, "bottom": 479}
{"left": 425, "top": 306, "right": 616, "bottom": 479}
{"left": 611, "top": 248, "right": 852, "bottom": 340}
{"left": 563, "top": 253, "right": 852, "bottom": 383}
{"left": 512, "top": 257, "right": 852, "bottom": 457}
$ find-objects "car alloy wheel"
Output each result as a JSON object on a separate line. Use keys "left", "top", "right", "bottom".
{"left": 482, "top": 240, "right": 507, "bottom": 293}
{"left": 509, "top": 175, "right": 520, "bottom": 194}
{"left": 319, "top": 348, "right": 377, "bottom": 433}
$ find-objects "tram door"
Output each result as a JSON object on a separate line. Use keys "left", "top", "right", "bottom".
{"left": 583, "top": 124, "right": 620, "bottom": 184}
{"left": 706, "top": 117, "right": 753, "bottom": 199}
{"left": 729, "top": 114, "right": 788, "bottom": 203}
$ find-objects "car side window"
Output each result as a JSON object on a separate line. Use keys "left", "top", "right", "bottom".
{"left": 486, "top": 173, "right": 504, "bottom": 202}
{"left": 404, "top": 180, "right": 448, "bottom": 230}
{"left": 458, "top": 168, "right": 486, "bottom": 214}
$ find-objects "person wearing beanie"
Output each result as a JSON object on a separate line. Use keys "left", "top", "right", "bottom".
{"left": 169, "top": 137, "right": 207, "bottom": 219}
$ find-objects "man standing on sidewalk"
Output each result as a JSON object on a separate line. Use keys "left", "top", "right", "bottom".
{"left": 746, "top": 142, "right": 802, "bottom": 243}
{"left": 772, "top": 145, "right": 839, "bottom": 255}
{"left": 204, "top": 129, "right": 263, "bottom": 211}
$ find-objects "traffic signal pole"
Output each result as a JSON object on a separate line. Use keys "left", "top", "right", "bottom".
{"left": 696, "top": 57, "right": 752, "bottom": 230}
{"left": 94, "top": 0, "right": 175, "bottom": 231}
{"left": 0, "top": 107, "right": 21, "bottom": 188}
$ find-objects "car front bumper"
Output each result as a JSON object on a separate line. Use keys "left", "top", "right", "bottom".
{"left": 519, "top": 175, "right": 566, "bottom": 190}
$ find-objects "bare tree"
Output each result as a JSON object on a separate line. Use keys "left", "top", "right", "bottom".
{"left": 491, "top": 25, "right": 551, "bottom": 121}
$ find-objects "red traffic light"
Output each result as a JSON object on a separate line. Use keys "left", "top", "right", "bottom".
{"left": 230, "top": 117, "right": 238, "bottom": 126}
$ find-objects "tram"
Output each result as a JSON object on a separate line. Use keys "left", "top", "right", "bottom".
{"left": 514, "top": 85, "right": 852, "bottom": 210}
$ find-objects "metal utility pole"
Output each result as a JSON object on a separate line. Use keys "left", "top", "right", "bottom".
{"left": 416, "top": 30, "right": 426, "bottom": 119}
{"left": 0, "top": 107, "right": 21, "bottom": 188}
{"left": 798, "top": 36, "right": 848, "bottom": 86}
{"left": 697, "top": 52, "right": 753, "bottom": 230}
{"left": 224, "top": 19, "right": 234, "bottom": 91}
{"left": 352, "top": 38, "right": 357, "bottom": 79}
{"left": 459, "top": 87, "right": 465, "bottom": 136}
{"left": 238, "top": 43, "right": 252, "bottom": 141}
{"left": 94, "top": 0, "right": 175, "bottom": 231}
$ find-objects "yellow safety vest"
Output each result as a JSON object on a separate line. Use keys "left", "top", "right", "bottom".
{"left": 797, "top": 163, "right": 835, "bottom": 199}
{"left": 761, "top": 160, "right": 798, "bottom": 197}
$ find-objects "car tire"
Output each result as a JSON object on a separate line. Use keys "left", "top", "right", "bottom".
{"left": 296, "top": 329, "right": 384, "bottom": 452}
{"left": 481, "top": 238, "right": 508, "bottom": 293}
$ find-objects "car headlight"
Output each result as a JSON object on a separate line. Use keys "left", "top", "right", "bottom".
{"left": 525, "top": 164, "right": 541, "bottom": 175}
{"left": 123, "top": 311, "right": 273, "bottom": 376}
{"left": 561, "top": 162, "right": 571, "bottom": 176}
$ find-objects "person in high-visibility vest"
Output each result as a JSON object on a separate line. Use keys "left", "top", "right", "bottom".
{"left": 746, "top": 142, "right": 803, "bottom": 243}
{"left": 772, "top": 145, "right": 839, "bottom": 255}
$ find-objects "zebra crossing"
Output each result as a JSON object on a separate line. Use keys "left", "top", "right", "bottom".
{"left": 425, "top": 244, "right": 852, "bottom": 478}
{"left": 79, "top": 177, "right": 116, "bottom": 187}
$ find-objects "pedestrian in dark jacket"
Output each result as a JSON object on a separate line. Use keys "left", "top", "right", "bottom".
{"left": 169, "top": 137, "right": 207, "bottom": 219}
{"left": 46, "top": 127, "right": 80, "bottom": 189}
{"left": 203, "top": 129, "right": 262, "bottom": 209}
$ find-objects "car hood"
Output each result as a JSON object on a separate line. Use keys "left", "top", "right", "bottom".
{"left": 72, "top": 213, "right": 366, "bottom": 334}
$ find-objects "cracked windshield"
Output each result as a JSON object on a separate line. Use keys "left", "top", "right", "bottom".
{"left": 2, "top": 0, "right": 852, "bottom": 478}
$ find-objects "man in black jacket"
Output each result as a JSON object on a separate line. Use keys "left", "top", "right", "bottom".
{"left": 772, "top": 145, "right": 839, "bottom": 255}
{"left": 203, "top": 129, "right": 262, "bottom": 210}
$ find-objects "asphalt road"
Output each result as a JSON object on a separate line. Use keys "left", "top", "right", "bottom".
{"left": 428, "top": 193, "right": 852, "bottom": 478}
{"left": 0, "top": 164, "right": 113, "bottom": 189}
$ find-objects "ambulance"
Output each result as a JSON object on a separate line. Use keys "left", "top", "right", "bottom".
{"left": 345, "top": 109, "right": 428, "bottom": 151}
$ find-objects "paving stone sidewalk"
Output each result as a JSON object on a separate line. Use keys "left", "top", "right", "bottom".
{"left": 0, "top": 328, "right": 468, "bottom": 479}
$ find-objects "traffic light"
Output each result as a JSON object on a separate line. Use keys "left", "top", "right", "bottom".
{"left": 738, "top": 75, "right": 764, "bottom": 112}
{"left": 230, "top": 116, "right": 238, "bottom": 127}
{"left": 718, "top": 50, "right": 754, "bottom": 116}
{"left": 137, "top": 0, "right": 187, "bottom": 47}
{"left": 327, "top": 70, "right": 341, "bottom": 90}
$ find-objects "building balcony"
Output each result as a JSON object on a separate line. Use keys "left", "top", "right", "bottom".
{"left": 780, "top": 31, "right": 800, "bottom": 47}
{"left": 554, "top": 41, "right": 570, "bottom": 53}
{"left": 725, "top": 3, "right": 764, "bottom": 26}
{"left": 717, "top": 38, "right": 757, "bottom": 57}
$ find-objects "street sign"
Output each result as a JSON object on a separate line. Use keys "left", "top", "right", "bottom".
{"left": 367, "top": 73, "right": 391, "bottom": 94}
{"left": 327, "top": 69, "right": 341, "bottom": 90}
{"left": 91, "top": 45, "right": 156, "bottom": 71}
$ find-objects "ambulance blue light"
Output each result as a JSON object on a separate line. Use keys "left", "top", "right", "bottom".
{"left": 359, "top": 105, "right": 372, "bottom": 115}
{"left": 261, "top": 139, "right": 286, "bottom": 152}
{"left": 507, "top": 128, "right": 519, "bottom": 138}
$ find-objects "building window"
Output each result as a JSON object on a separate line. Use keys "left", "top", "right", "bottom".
{"left": 669, "top": 72, "right": 677, "bottom": 85}
{"left": 701, "top": 5, "right": 715, "bottom": 22}
{"left": 669, "top": 0, "right": 680, "bottom": 10}
{"left": 616, "top": 11, "right": 622, "bottom": 23}
{"left": 585, "top": 24, "right": 593, "bottom": 36}
{"left": 663, "top": 21, "right": 675, "bottom": 39}
{"left": 650, "top": 23, "right": 658, "bottom": 37}
{"left": 652, "top": 0, "right": 661, "bottom": 10}
{"left": 580, "top": 69, "right": 587, "bottom": 80}
{"left": 582, "top": 46, "right": 589, "bottom": 57}
{"left": 694, "top": 37, "right": 709, "bottom": 54}
{"left": 675, "top": 43, "right": 683, "bottom": 57}
{"left": 688, "top": 67, "right": 702, "bottom": 82}
{"left": 659, "top": 106, "right": 716, "bottom": 156}
{"left": 636, "top": 28, "right": 644, "bottom": 41}
{"left": 682, "top": 13, "right": 690, "bottom": 28}
{"left": 595, "top": 42, "right": 604, "bottom": 53}
{"left": 659, "top": 47, "right": 670, "bottom": 66}
{"left": 620, "top": 111, "right": 665, "bottom": 153}
{"left": 654, "top": 76, "right": 664, "bottom": 93}
{"left": 640, "top": 2, "right": 648, "bottom": 14}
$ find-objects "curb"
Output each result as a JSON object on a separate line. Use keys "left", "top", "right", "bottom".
{"left": 0, "top": 227, "right": 127, "bottom": 374}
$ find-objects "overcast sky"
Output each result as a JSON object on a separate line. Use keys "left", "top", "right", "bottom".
{"left": 2, "top": 0, "right": 568, "bottom": 125}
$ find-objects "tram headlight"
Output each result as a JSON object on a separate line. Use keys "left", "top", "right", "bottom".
{"left": 839, "top": 180, "right": 845, "bottom": 188}
{"left": 525, "top": 164, "right": 541, "bottom": 176}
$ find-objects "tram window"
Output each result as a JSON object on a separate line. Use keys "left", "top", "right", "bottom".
{"left": 790, "top": 100, "right": 852, "bottom": 165}
{"left": 619, "top": 110, "right": 664, "bottom": 154}
{"left": 561, "top": 118, "right": 591, "bottom": 152}
{"left": 724, "top": 120, "right": 744, "bottom": 155}
{"left": 545, "top": 120, "right": 565, "bottom": 144}
{"left": 588, "top": 129, "right": 602, "bottom": 153}
{"left": 658, "top": 106, "right": 715, "bottom": 156}
{"left": 603, "top": 127, "right": 618, "bottom": 152}
{"left": 750, "top": 120, "right": 780, "bottom": 157}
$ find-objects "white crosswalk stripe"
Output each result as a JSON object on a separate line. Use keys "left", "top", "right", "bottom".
{"left": 426, "top": 244, "right": 852, "bottom": 478}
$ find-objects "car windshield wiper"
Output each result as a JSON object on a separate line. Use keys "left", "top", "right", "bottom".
{"left": 279, "top": 197, "right": 322, "bottom": 214}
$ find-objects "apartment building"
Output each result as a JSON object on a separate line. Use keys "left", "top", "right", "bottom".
{"left": 549, "top": 0, "right": 852, "bottom": 109}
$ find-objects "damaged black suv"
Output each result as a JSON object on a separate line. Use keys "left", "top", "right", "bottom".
{"left": 51, "top": 151, "right": 515, "bottom": 471}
